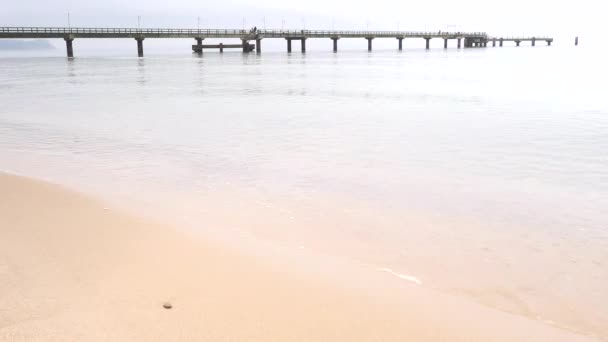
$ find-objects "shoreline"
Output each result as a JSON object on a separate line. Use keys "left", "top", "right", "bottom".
{"left": 0, "top": 172, "right": 596, "bottom": 341}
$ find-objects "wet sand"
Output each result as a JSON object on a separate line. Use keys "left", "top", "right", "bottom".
{"left": 0, "top": 172, "right": 595, "bottom": 341}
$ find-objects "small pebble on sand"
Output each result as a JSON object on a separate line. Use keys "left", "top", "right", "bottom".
{"left": 163, "top": 302, "right": 172, "bottom": 309}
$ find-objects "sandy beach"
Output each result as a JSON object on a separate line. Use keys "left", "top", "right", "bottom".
{"left": 0, "top": 172, "right": 596, "bottom": 341}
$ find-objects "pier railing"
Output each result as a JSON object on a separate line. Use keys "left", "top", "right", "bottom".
{"left": 0, "top": 26, "right": 488, "bottom": 39}
{"left": 259, "top": 29, "right": 488, "bottom": 38}
{"left": 487, "top": 36, "right": 553, "bottom": 40}
{"left": 1, "top": 27, "right": 245, "bottom": 34}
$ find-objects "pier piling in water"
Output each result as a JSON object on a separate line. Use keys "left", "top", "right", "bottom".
{"left": 366, "top": 37, "right": 373, "bottom": 51}
{"left": 194, "top": 38, "right": 203, "bottom": 54}
{"left": 397, "top": 37, "right": 403, "bottom": 50}
{"left": 331, "top": 37, "right": 339, "bottom": 52}
{"left": 425, "top": 37, "right": 431, "bottom": 49}
{"left": 64, "top": 37, "right": 74, "bottom": 58}
{"left": 135, "top": 37, "right": 144, "bottom": 57}
{"left": 256, "top": 39, "right": 262, "bottom": 53}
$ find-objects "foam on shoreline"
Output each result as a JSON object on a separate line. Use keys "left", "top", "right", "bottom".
{"left": 377, "top": 267, "right": 423, "bottom": 285}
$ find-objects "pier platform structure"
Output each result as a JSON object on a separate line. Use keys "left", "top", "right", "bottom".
{"left": 0, "top": 27, "right": 553, "bottom": 57}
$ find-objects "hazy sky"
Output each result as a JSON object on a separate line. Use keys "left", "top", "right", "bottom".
{"left": 0, "top": 0, "right": 602, "bottom": 40}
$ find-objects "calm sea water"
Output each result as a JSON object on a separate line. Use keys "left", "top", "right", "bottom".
{"left": 1, "top": 43, "right": 607, "bottom": 337}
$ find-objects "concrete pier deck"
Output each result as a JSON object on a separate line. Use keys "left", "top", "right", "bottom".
{"left": 0, "top": 27, "right": 553, "bottom": 57}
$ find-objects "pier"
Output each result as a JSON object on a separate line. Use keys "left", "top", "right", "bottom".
{"left": 0, "top": 27, "right": 553, "bottom": 57}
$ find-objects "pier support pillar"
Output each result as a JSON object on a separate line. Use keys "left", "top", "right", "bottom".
{"left": 64, "top": 37, "right": 74, "bottom": 58}
{"left": 256, "top": 38, "right": 262, "bottom": 53}
{"left": 219, "top": 43, "right": 224, "bottom": 53}
{"left": 457, "top": 38, "right": 461, "bottom": 49}
{"left": 194, "top": 37, "right": 203, "bottom": 54}
{"left": 443, "top": 38, "right": 448, "bottom": 49}
{"left": 397, "top": 38, "right": 403, "bottom": 50}
{"left": 366, "top": 37, "right": 373, "bottom": 51}
{"left": 425, "top": 37, "right": 431, "bottom": 49}
{"left": 575, "top": 37, "right": 578, "bottom": 46}
{"left": 301, "top": 38, "right": 306, "bottom": 53}
{"left": 286, "top": 38, "right": 292, "bottom": 53}
{"left": 492, "top": 39, "right": 496, "bottom": 47}
{"left": 547, "top": 40, "right": 552, "bottom": 46}
{"left": 135, "top": 37, "right": 144, "bottom": 57}
{"left": 532, "top": 38, "right": 536, "bottom": 47}
{"left": 500, "top": 38, "right": 503, "bottom": 47}
{"left": 515, "top": 40, "right": 521, "bottom": 47}
{"left": 331, "top": 37, "right": 339, "bottom": 52}
{"left": 242, "top": 39, "right": 250, "bottom": 53}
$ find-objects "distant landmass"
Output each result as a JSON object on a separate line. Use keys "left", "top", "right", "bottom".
{"left": 0, "top": 40, "right": 55, "bottom": 50}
